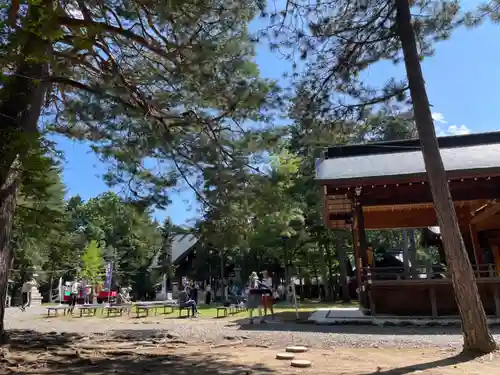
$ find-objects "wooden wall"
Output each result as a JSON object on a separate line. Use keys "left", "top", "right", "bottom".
{"left": 368, "top": 280, "right": 500, "bottom": 316}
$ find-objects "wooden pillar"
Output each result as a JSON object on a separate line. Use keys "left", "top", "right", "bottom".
{"left": 402, "top": 230, "right": 410, "bottom": 279}
{"left": 469, "top": 224, "right": 482, "bottom": 277}
{"left": 354, "top": 199, "right": 368, "bottom": 267}
{"left": 351, "top": 228, "right": 362, "bottom": 303}
{"left": 354, "top": 195, "right": 369, "bottom": 311}
{"left": 429, "top": 286, "right": 438, "bottom": 317}
{"left": 493, "top": 285, "right": 500, "bottom": 318}
{"left": 408, "top": 229, "right": 417, "bottom": 277}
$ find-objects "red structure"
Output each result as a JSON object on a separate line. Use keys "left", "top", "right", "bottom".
{"left": 316, "top": 131, "right": 500, "bottom": 316}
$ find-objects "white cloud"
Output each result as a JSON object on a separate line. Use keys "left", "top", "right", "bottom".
{"left": 431, "top": 112, "right": 470, "bottom": 136}
{"left": 446, "top": 125, "right": 470, "bottom": 135}
{"left": 431, "top": 112, "right": 447, "bottom": 124}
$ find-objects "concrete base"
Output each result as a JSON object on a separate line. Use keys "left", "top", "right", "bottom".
{"left": 307, "top": 307, "right": 500, "bottom": 326}
{"left": 29, "top": 289, "right": 43, "bottom": 307}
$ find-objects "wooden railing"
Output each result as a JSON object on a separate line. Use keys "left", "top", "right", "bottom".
{"left": 361, "top": 264, "right": 500, "bottom": 281}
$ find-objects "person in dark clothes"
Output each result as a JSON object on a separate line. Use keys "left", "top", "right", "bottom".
{"left": 192, "top": 283, "right": 199, "bottom": 304}
{"left": 178, "top": 286, "right": 199, "bottom": 316}
{"left": 205, "top": 284, "right": 212, "bottom": 305}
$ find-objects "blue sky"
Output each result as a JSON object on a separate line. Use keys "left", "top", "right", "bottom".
{"left": 55, "top": 1, "right": 500, "bottom": 226}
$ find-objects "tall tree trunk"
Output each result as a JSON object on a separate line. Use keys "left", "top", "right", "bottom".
{"left": 319, "top": 242, "right": 329, "bottom": 301}
{"left": 0, "top": 12, "right": 50, "bottom": 337}
{"left": 395, "top": 0, "right": 497, "bottom": 354}
{"left": 336, "top": 235, "right": 351, "bottom": 303}
{"left": 0, "top": 164, "right": 21, "bottom": 341}
{"left": 325, "top": 243, "right": 335, "bottom": 301}
{"left": 48, "top": 274, "right": 54, "bottom": 303}
{"left": 220, "top": 250, "right": 225, "bottom": 300}
{"left": 166, "top": 245, "right": 173, "bottom": 291}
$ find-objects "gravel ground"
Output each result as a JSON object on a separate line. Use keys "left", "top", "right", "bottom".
{"left": 6, "top": 306, "right": 500, "bottom": 349}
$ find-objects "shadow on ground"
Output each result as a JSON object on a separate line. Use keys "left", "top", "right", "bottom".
{"left": 232, "top": 314, "right": 500, "bottom": 337}
{"left": 38, "top": 351, "right": 274, "bottom": 375}
{"left": 365, "top": 353, "right": 481, "bottom": 375}
{"left": 2, "top": 329, "right": 84, "bottom": 352}
{"left": 1, "top": 329, "right": 276, "bottom": 375}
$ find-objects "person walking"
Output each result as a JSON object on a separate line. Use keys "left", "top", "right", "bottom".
{"left": 19, "top": 279, "right": 36, "bottom": 312}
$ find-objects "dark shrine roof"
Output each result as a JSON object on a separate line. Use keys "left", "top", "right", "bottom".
{"left": 316, "top": 131, "right": 500, "bottom": 184}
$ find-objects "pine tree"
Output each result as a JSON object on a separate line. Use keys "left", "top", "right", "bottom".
{"left": 0, "top": 0, "right": 276, "bottom": 334}
{"left": 159, "top": 218, "right": 174, "bottom": 291}
{"left": 268, "top": 0, "right": 496, "bottom": 353}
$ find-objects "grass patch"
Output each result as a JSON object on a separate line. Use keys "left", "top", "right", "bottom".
{"left": 36, "top": 300, "right": 358, "bottom": 321}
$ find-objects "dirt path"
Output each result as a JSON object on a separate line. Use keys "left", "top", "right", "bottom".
{"left": 9, "top": 307, "right": 500, "bottom": 350}
{"left": 1, "top": 330, "right": 499, "bottom": 375}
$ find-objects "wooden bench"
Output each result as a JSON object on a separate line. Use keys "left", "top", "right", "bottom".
{"left": 46, "top": 306, "right": 70, "bottom": 317}
{"left": 216, "top": 306, "right": 229, "bottom": 318}
{"left": 105, "top": 304, "right": 132, "bottom": 317}
{"left": 135, "top": 303, "right": 174, "bottom": 318}
{"left": 178, "top": 305, "right": 191, "bottom": 318}
{"left": 78, "top": 305, "right": 101, "bottom": 317}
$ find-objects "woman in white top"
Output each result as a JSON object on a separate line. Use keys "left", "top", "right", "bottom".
{"left": 246, "top": 272, "right": 263, "bottom": 323}
{"left": 261, "top": 270, "right": 274, "bottom": 319}
{"left": 68, "top": 280, "right": 80, "bottom": 313}
{"left": 19, "top": 279, "right": 36, "bottom": 311}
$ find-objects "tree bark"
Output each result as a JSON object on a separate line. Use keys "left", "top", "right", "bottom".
{"left": 0, "top": 163, "right": 21, "bottom": 341}
{"left": 48, "top": 274, "right": 54, "bottom": 303}
{"left": 325, "top": 243, "right": 335, "bottom": 301}
{"left": 0, "top": 2, "right": 51, "bottom": 337}
{"left": 395, "top": 0, "right": 497, "bottom": 354}
{"left": 336, "top": 234, "right": 351, "bottom": 303}
{"left": 319, "top": 242, "right": 330, "bottom": 301}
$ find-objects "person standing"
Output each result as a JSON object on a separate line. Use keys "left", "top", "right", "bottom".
{"left": 205, "top": 284, "right": 212, "bottom": 305}
{"left": 261, "top": 270, "right": 274, "bottom": 319}
{"left": 247, "top": 272, "right": 263, "bottom": 324}
{"left": 19, "top": 279, "right": 35, "bottom": 312}
{"left": 192, "top": 283, "right": 199, "bottom": 305}
{"left": 68, "top": 280, "right": 80, "bottom": 314}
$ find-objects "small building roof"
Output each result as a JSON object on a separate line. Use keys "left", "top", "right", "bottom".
{"left": 316, "top": 131, "right": 500, "bottom": 184}
{"left": 151, "top": 233, "right": 198, "bottom": 268}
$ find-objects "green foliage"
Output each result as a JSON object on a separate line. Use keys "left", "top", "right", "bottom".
{"left": 80, "top": 240, "right": 103, "bottom": 285}
{"left": 263, "top": 0, "right": 460, "bottom": 120}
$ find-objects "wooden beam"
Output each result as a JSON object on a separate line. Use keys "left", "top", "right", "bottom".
{"left": 469, "top": 224, "right": 481, "bottom": 276}
{"left": 325, "top": 178, "right": 500, "bottom": 206}
{"left": 470, "top": 201, "right": 500, "bottom": 225}
{"left": 319, "top": 170, "right": 500, "bottom": 190}
{"left": 358, "top": 206, "right": 473, "bottom": 230}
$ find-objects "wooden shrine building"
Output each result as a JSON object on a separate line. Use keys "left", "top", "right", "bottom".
{"left": 316, "top": 131, "right": 500, "bottom": 317}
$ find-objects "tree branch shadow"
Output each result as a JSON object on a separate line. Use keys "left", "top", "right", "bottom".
{"left": 1, "top": 329, "right": 83, "bottom": 352}
{"left": 1, "top": 329, "right": 276, "bottom": 375}
{"left": 366, "top": 352, "right": 482, "bottom": 375}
